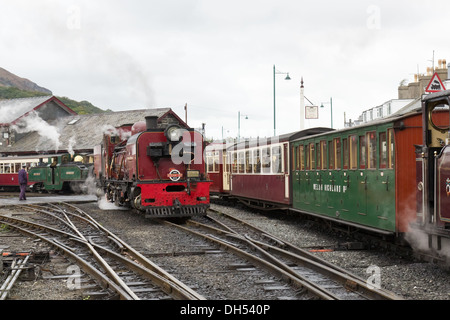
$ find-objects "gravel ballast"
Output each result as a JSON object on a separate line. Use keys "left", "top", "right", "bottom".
{"left": 1, "top": 200, "right": 449, "bottom": 300}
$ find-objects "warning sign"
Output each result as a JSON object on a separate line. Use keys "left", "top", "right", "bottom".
{"left": 425, "top": 72, "right": 446, "bottom": 93}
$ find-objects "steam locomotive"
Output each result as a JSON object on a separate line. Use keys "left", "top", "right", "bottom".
{"left": 0, "top": 153, "right": 92, "bottom": 193}
{"left": 27, "top": 153, "right": 92, "bottom": 193}
{"left": 411, "top": 90, "right": 450, "bottom": 262}
{"left": 93, "top": 116, "right": 211, "bottom": 218}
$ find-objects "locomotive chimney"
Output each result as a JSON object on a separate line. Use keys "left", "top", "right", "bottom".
{"left": 145, "top": 116, "right": 158, "bottom": 130}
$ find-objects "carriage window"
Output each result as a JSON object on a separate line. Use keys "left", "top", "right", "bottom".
{"left": 253, "top": 149, "right": 261, "bottom": 173}
{"left": 245, "top": 150, "right": 253, "bottom": 173}
{"left": 379, "top": 132, "right": 387, "bottom": 169}
{"left": 213, "top": 152, "right": 220, "bottom": 172}
{"left": 292, "top": 146, "right": 297, "bottom": 171}
{"left": 309, "top": 143, "right": 315, "bottom": 170}
{"left": 388, "top": 129, "right": 395, "bottom": 169}
{"left": 328, "top": 140, "right": 335, "bottom": 170}
{"left": 224, "top": 154, "right": 230, "bottom": 173}
{"left": 238, "top": 152, "right": 245, "bottom": 173}
{"left": 299, "top": 145, "right": 304, "bottom": 171}
{"left": 262, "top": 147, "right": 271, "bottom": 173}
{"left": 232, "top": 152, "right": 238, "bottom": 173}
{"left": 305, "top": 144, "right": 310, "bottom": 170}
{"left": 206, "top": 152, "right": 214, "bottom": 172}
{"left": 334, "top": 138, "right": 341, "bottom": 169}
{"left": 350, "top": 135, "right": 357, "bottom": 169}
{"left": 367, "top": 131, "right": 376, "bottom": 169}
{"left": 320, "top": 140, "right": 327, "bottom": 169}
{"left": 343, "top": 138, "right": 349, "bottom": 169}
{"left": 316, "top": 143, "right": 321, "bottom": 170}
{"left": 359, "top": 135, "right": 366, "bottom": 169}
{"left": 272, "top": 146, "right": 282, "bottom": 173}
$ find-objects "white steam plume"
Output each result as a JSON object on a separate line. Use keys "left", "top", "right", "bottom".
{"left": 67, "top": 136, "right": 76, "bottom": 157}
{"left": 11, "top": 111, "right": 61, "bottom": 152}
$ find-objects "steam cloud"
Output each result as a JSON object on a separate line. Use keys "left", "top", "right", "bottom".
{"left": 12, "top": 111, "right": 62, "bottom": 152}
{"left": 11, "top": 111, "right": 80, "bottom": 154}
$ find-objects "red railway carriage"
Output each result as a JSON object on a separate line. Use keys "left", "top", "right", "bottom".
{"left": 205, "top": 142, "right": 230, "bottom": 196}
{"left": 391, "top": 111, "right": 424, "bottom": 233}
{"left": 0, "top": 156, "right": 47, "bottom": 190}
{"left": 224, "top": 128, "right": 332, "bottom": 209}
{"left": 94, "top": 115, "right": 211, "bottom": 218}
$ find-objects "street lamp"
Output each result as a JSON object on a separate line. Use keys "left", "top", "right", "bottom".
{"left": 273, "top": 65, "right": 291, "bottom": 136}
{"left": 320, "top": 97, "right": 333, "bottom": 129}
{"left": 238, "top": 111, "right": 248, "bottom": 142}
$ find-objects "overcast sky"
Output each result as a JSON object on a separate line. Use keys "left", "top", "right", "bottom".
{"left": 1, "top": 0, "right": 450, "bottom": 140}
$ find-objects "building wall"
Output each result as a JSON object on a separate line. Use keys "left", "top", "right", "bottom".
{"left": 398, "top": 67, "right": 448, "bottom": 99}
{"left": 36, "top": 100, "right": 73, "bottom": 121}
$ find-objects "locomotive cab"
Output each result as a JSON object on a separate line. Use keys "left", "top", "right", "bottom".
{"left": 413, "top": 90, "right": 450, "bottom": 262}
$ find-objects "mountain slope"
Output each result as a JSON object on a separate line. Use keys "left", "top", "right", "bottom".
{"left": 0, "top": 67, "right": 106, "bottom": 114}
{"left": 0, "top": 67, "right": 52, "bottom": 94}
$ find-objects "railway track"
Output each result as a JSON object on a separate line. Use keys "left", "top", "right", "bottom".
{"left": 0, "top": 203, "right": 204, "bottom": 300}
{"left": 166, "top": 208, "right": 403, "bottom": 300}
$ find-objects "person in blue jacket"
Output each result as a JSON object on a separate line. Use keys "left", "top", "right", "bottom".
{"left": 18, "top": 164, "right": 27, "bottom": 201}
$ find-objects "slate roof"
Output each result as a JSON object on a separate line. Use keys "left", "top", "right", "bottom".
{"left": 0, "top": 108, "right": 185, "bottom": 155}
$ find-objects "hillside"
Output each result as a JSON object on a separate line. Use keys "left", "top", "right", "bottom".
{"left": 0, "top": 67, "right": 52, "bottom": 94}
{"left": 0, "top": 67, "right": 106, "bottom": 114}
{"left": 57, "top": 96, "right": 107, "bottom": 114}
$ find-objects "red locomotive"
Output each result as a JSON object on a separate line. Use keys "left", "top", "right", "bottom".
{"left": 412, "top": 90, "right": 450, "bottom": 262}
{"left": 94, "top": 115, "right": 211, "bottom": 218}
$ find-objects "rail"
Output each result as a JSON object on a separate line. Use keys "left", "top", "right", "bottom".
{"left": 0, "top": 203, "right": 205, "bottom": 300}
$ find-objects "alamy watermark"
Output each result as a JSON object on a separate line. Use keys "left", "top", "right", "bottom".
{"left": 366, "top": 265, "right": 381, "bottom": 289}
{"left": 67, "top": 5, "right": 81, "bottom": 30}
{"left": 366, "top": 5, "right": 381, "bottom": 30}
{"left": 66, "top": 265, "right": 81, "bottom": 290}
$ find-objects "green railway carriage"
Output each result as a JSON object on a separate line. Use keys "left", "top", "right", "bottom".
{"left": 28, "top": 153, "right": 92, "bottom": 193}
{"left": 290, "top": 110, "right": 422, "bottom": 236}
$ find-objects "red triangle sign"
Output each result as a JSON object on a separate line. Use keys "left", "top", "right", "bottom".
{"left": 425, "top": 72, "right": 446, "bottom": 92}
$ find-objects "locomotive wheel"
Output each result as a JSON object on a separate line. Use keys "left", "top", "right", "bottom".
{"left": 114, "top": 190, "right": 127, "bottom": 207}
{"left": 132, "top": 194, "right": 142, "bottom": 210}
{"left": 129, "top": 187, "right": 142, "bottom": 210}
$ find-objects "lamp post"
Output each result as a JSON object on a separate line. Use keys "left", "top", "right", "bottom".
{"left": 273, "top": 65, "right": 291, "bottom": 136}
{"left": 238, "top": 111, "right": 248, "bottom": 142}
{"left": 320, "top": 97, "right": 333, "bottom": 129}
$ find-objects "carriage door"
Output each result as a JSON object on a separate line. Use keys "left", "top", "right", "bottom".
{"left": 284, "top": 143, "right": 289, "bottom": 199}
{"left": 222, "top": 152, "right": 230, "bottom": 191}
